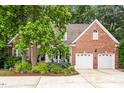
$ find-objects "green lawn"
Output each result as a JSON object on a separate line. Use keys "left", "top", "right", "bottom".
{"left": 0, "top": 70, "right": 16, "bottom": 76}
{"left": 0, "top": 70, "right": 79, "bottom": 76}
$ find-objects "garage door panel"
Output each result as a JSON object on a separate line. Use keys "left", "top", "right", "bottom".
{"left": 98, "top": 53, "right": 115, "bottom": 69}
{"left": 76, "top": 53, "right": 93, "bottom": 69}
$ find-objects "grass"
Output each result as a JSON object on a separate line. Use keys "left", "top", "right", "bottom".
{"left": 0, "top": 69, "right": 79, "bottom": 76}
{"left": 0, "top": 70, "right": 16, "bottom": 76}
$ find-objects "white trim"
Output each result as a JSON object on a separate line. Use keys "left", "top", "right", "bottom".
{"left": 69, "top": 44, "right": 76, "bottom": 47}
{"left": 72, "top": 19, "right": 119, "bottom": 44}
{"left": 8, "top": 34, "right": 19, "bottom": 44}
{"left": 64, "top": 32, "right": 67, "bottom": 41}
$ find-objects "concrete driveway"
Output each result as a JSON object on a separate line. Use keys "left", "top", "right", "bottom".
{"left": 0, "top": 75, "right": 93, "bottom": 88}
{"left": 0, "top": 70, "right": 124, "bottom": 88}
{"left": 36, "top": 75, "right": 93, "bottom": 88}
{"left": 77, "top": 69, "right": 124, "bottom": 88}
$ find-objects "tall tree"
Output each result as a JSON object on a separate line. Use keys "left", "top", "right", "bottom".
{"left": 96, "top": 5, "right": 124, "bottom": 40}
{"left": 15, "top": 6, "right": 71, "bottom": 65}
{"left": 69, "top": 5, "right": 96, "bottom": 24}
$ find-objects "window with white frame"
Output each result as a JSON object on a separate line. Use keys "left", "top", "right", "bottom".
{"left": 93, "top": 30, "right": 98, "bottom": 40}
{"left": 12, "top": 48, "right": 21, "bottom": 56}
{"left": 25, "top": 48, "right": 30, "bottom": 60}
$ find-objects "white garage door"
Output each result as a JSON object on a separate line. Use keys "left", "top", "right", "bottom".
{"left": 98, "top": 53, "right": 115, "bottom": 69}
{"left": 76, "top": 53, "right": 93, "bottom": 69}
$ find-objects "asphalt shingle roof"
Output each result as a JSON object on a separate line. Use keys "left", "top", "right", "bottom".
{"left": 66, "top": 24, "right": 89, "bottom": 44}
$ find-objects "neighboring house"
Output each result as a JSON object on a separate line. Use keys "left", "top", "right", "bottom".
{"left": 7, "top": 19, "right": 119, "bottom": 69}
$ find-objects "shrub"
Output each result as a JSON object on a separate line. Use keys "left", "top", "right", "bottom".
{"left": 59, "top": 58, "right": 70, "bottom": 68}
{"left": 49, "top": 63, "right": 63, "bottom": 74}
{"left": 67, "top": 65, "right": 75, "bottom": 72}
{"left": 15, "top": 62, "right": 32, "bottom": 73}
{"left": 0, "top": 56, "right": 5, "bottom": 68}
{"left": 119, "top": 39, "right": 124, "bottom": 68}
{"left": 32, "top": 62, "right": 49, "bottom": 74}
{"left": 5, "top": 56, "right": 21, "bottom": 68}
{"left": 119, "top": 61, "right": 124, "bottom": 69}
{"left": 63, "top": 65, "right": 76, "bottom": 75}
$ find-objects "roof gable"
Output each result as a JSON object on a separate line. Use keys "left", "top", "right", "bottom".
{"left": 72, "top": 19, "right": 119, "bottom": 44}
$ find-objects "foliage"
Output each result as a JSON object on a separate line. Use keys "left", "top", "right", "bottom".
{"left": 63, "top": 65, "right": 77, "bottom": 75}
{"left": 32, "top": 62, "right": 49, "bottom": 74}
{"left": 15, "top": 6, "right": 71, "bottom": 61}
{"left": 4, "top": 56, "right": 21, "bottom": 69}
{"left": 59, "top": 58, "right": 70, "bottom": 68}
{"left": 1, "top": 5, "right": 124, "bottom": 68}
{"left": 69, "top": 5, "right": 96, "bottom": 24}
{"left": 49, "top": 63, "right": 63, "bottom": 74}
{"left": 95, "top": 5, "right": 124, "bottom": 40}
{"left": 0, "top": 56, "right": 5, "bottom": 68}
{"left": 119, "top": 39, "right": 124, "bottom": 68}
{"left": 15, "top": 62, "right": 32, "bottom": 73}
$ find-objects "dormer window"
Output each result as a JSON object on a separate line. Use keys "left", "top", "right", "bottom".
{"left": 93, "top": 30, "right": 98, "bottom": 40}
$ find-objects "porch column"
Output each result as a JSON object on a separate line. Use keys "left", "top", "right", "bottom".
{"left": 45, "top": 54, "right": 49, "bottom": 63}
{"left": 57, "top": 55, "right": 60, "bottom": 63}
{"left": 30, "top": 44, "right": 37, "bottom": 66}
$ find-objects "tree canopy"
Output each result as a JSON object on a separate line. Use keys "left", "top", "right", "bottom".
{"left": 15, "top": 6, "right": 71, "bottom": 60}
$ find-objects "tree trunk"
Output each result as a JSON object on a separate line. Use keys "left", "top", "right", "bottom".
{"left": 22, "top": 51, "right": 26, "bottom": 62}
{"left": 30, "top": 44, "right": 37, "bottom": 66}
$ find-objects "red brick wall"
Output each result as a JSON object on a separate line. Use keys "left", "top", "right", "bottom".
{"left": 71, "top": 22, "right": 119, "bottom": 69}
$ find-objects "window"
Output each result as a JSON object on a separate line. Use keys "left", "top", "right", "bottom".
{"left": 93, "top": 30, "right": 98, "bottom": 40}
{"left": 25, "top": 48, "right": 30, "bottom": 60}
{"left": 12, "top": 48, "right": 21, "bottom": 56}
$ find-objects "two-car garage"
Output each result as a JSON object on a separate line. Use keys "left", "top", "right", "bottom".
{"left": 75, "top": 53, "right": 115, "bottom": 69}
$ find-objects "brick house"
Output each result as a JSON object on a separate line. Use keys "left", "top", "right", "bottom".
{"left": 8, "top": 19, "right": 119, "bottom": 69}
